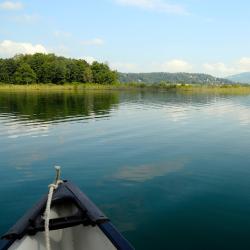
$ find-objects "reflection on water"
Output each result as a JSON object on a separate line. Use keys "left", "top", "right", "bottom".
{"left": 1, "top": 90, "right": 250, "bottom": 250}
{"left": 0, "top": 91, "right": 119, "bottom": 138}
{"left": 114, "top": 159, "right": 187, "bottom": 182}
{"left": 0, "top": 91, "right": 119, "bottom": 122}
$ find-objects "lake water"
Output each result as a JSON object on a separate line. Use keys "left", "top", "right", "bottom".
{"left": 1, "top": 90, "right": 250, "bottom": 249}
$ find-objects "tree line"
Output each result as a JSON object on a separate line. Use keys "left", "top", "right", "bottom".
{"left": 0, "top": 53, "right": 118, "bottom": 84}
{"left": 119, "top": 72, "right": 233, "bottom": 85}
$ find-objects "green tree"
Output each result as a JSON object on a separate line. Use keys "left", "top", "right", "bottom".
{"left": 49, "top": 61, "right": 67, "bottom": 84}
{"left": 0, "top": 53, "right": 118, "bottom": 85}
{"left": 66, "top": 59, "right": 93, "bottom": 83}
{"left": 0, "top": 58, "right": 18, "bottom": 83}
{"left": 13, "top": 63, "right": 37, "bottom": 84}
{"left": 91, "top": 62, "right": 117, "bottom": 84}
{"left": 40, "top": 61, "right": 67, "bottom": 84}
{"left": 82, "top": 65, "right": 93, "bottom": 82}
{"left": 26, "top": 53, "right": 48, "bottom": 82}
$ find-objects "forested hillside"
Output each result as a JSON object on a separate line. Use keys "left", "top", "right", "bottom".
{"left": 0, "top": 53, "right": 118, "bottom": 84}
{"left": 119, "top": 72, "right": 233, "bottom": 85}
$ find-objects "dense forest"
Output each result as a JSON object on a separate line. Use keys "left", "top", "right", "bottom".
{"left": 0, "top": 53, "right": 118, "bottom": 84}
{"left": 119, "top": 72, "right": 233, "bottom": 85}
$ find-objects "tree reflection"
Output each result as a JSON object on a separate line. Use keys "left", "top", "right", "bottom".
{"left": 0, "top": 91, "right": 120, "bottom": 122}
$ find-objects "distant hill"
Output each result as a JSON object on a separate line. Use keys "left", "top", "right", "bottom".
{"left": 227, "top": 72, "right": 250, "bottom": 84}
{"left": 119, "top": 72, "right": 233, "bottom": 85}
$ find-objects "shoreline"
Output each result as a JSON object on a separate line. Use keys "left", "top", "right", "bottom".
{"left": 1, "top": 83, "right": 250, "bottom": 94}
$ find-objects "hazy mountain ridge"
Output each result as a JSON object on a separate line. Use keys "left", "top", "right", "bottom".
{"left": 119, "top": 72, "right": 233, "bottom": 84}
{"left": 227, "top": 72, "right": 250, "bottom": 84}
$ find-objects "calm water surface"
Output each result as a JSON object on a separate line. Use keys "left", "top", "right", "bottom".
{"left": 1, "top": 90, "right": 250, "bottom": 249}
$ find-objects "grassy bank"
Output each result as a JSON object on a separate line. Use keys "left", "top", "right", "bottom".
{"left": 0, "top": 82, "right": 170, "bottom": 92}
{"left": 1, "top": 83, "right": 250, "bottom": 94}
{"left": 0, "top": 83, "right": 126, "bottom": 91}
{"left": 176, "top": 84, "right": 250, "bottom": 95}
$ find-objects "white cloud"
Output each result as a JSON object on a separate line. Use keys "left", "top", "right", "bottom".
{"left": 238, "top": 57, "right": 250, "bottom": 72}
{"left": 203, "top": 57, "right": 250, "bottom": 77}
{"left": 0, "top": 1, "right": 23, "bottom": 10}
{"left": 82, "top": 56, "right": 97, "bottom": 64}
{"left": 0, "top": 40, "right": 97, "bottom": 61}
{"left": 203, "top": 62, "right": 236, "bottom": 77}
{"left": 0, "top": 40, "right": 47, "bottom": 58}
{"left": 110, "top": 62, "right": 139, "bottom": 72}
{"left": 115, "top": 0, "right": 188, "bottom": 15}
{"left": 160, "top": 59, "right": 193, "bottom": 72}
{"left": 48, "top": 44, "right": 70, "bottom": 57}
{"left": 82, "top": 38, "right": 104, "bottom": 46}
{"left": 109, "top": 59, "right": 192, "bottom": 73}
{"left": 108, "top": 57, "right": 250, "bottom": 75}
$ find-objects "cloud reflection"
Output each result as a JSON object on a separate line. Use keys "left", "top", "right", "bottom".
{"left": 114, "top": 160, "right": 187, "bottom": 182}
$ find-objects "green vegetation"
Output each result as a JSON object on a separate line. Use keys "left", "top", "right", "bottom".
{"left": 176, "top": 84, "right": 250, "bottom": 95}
{"left": 0, "top": 53, "right": 249, "bottom": 95}
{"left": 119, "top": 72, "right": 233, "bottom": 85}
{"left": 0, "top": 83, "right": 133, "bottom": 91}
{"left": 0, "top": 53, "right": 118, "bottom": 84}
{"left": 1, "top": 82, "right": 250, "bottom": 95}
{"left": 14, "top": 63, "right": 37, "bottom": 84}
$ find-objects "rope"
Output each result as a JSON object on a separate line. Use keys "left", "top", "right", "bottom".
{"left": 44, "top": 166, "right": 63, "bottom": 250}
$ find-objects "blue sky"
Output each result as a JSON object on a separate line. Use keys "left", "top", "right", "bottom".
{"left": 0, "top": 0, "right": 250, "bottom": 76}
